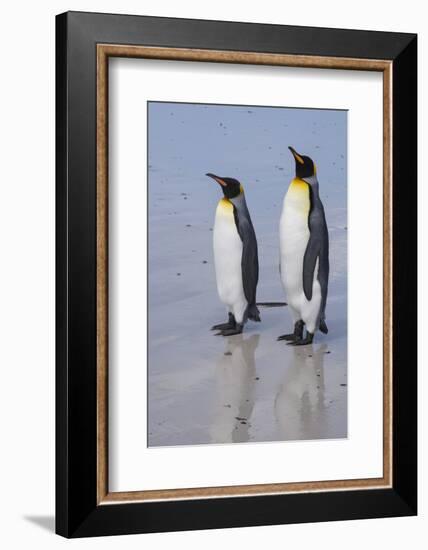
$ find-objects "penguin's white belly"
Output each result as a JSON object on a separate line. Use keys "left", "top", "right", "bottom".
{"left": 213, "top": 199, "right": 247, "bottom": 323}
{"left": 279, "top": 181, "right": 321, "bottom": 332}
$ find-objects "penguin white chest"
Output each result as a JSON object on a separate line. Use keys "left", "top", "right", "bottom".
{"left": 279, "top": 179, "right": 321, "bottom": 333}
{"left": 279, "top": 179, "right": 311, "bottom": 298}
{"left": 213, "top": 199, "right": 247, "bottom": 315}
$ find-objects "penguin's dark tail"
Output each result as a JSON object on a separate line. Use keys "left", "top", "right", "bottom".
{"left": 319, "top": 319, "right": 329, "bottom": 334}
{"left": 247, "top": 303, "right": 261, "bottom": 322}
{"left": 256, "top": 302, "right": 288, "bottom": 308}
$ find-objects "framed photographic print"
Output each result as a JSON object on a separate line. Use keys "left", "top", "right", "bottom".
{"left": 56, "top": 11, "right": 417, "bottom": 537}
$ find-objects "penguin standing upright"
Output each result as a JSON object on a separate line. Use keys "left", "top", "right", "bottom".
{"left": 278, "top": 147, "right": 329, "bottom": 345}
{"left": 206, "top": 173, "right": 260, "bottom": 336}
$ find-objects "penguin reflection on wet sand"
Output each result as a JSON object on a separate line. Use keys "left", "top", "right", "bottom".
{"left": 275, "top": 345, "right": 328, "bottom": 441}
{"left": 278, "top": 147, "right": 329, "bottom": 345}
{"left": 206, "top": 174, "right": 260, "bottom": 336}
{"left": 210, "top": 334, "right": 259, "bottom": 444}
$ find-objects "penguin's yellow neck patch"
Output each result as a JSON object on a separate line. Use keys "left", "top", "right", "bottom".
{"left": 286, "top": 178, "right": 310, "bottom": 214}
{"left": 290, "top": 177, "right": 308, "bottom": 190}
{"left": 217, "top": 198, "right": 234, "bottom": 217}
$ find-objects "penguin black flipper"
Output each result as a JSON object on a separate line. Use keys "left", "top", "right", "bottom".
{"left": 317, "top": 241, "right": 329, "bottom": 331}
{"left": 233, "top": 207, "right": 260, "bottom": 322}
{"left": 302, "top": 233, "right": 321, "bottom": 302}
{"left": 303, "top": 187, "right": 329, "bottom": 306}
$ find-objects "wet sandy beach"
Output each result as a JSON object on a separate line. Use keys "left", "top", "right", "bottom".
{"left": 148, "top": 102, "right": 347, "bottom": 446}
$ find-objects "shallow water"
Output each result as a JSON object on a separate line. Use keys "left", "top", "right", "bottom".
{"left": 148, "top": 102, "right": 347, "bottom": 447}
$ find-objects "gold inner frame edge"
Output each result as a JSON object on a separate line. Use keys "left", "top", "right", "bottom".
{"left": 96, "top": 44, "right": 393, "bottom": 505}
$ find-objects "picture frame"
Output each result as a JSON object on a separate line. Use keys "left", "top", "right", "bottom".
{"left": 56, "top": 11, "right": 417, "bottom": 538}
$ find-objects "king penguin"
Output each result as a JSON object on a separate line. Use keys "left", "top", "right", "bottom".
{"left": 206, "top": 173, "right": 260, "bottom": 336}
{"left": 278, "top": 147, "right": 329, "bottom": 345}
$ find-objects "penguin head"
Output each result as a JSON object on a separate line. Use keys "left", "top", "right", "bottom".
{"left": 289, "top": 147, "right": 316, "bottom": 180}
{"left": 205, "top": 173, "right": 242, "bottom": 199}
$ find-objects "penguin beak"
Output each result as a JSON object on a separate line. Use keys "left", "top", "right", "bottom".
{"left": 288, "top": 146, "right": 305, "bottom": 165}
{"left": 206, "top": 173, "right": 227, "bottom": 187}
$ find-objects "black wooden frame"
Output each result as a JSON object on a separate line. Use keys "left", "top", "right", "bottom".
{"left": 56, "top": 11, "right": 417, "bottom": 538}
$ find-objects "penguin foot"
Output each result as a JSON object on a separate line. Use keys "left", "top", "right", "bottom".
{"left": 277, "top": 333, "right": 297, "bottom": 341}
{"left": 288, "top": 332, "right": 314, "bottom": 346}
{"left": 211, "top": 313, "right": 236, "bottom": 331}
{"left": 215, "top": 324, "right": 243, "bottom": 337}
{"left": 277, "top": 320, "right": 304, "bottom": 342}
{"left": 211, "top": 322, "right": 235, "bottom": 331}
